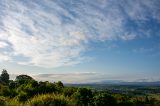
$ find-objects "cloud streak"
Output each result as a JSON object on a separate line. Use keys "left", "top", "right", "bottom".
{"left": 33, "top": 72, "right": 103, "bottom": 83}
{"left": 0, "top": 0, "right": 159, "bottom": 68}
{"left": 10, "top": 72, "right": 160, "bottom": 83}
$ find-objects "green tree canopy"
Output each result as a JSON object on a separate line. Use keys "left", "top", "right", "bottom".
{"left": 93, "top": 93, "right": 117, "bottom": 106}
{"left": 15, "top": 74, "right": 34, "bottom": 85}
{"left": 72, "top": 88, "right": 93, "bottom": 106}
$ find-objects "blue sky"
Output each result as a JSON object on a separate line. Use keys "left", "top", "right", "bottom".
{"left": 0, "top": 0, "right": 160, "bottom": 83}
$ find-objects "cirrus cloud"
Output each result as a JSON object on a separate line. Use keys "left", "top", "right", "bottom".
{"left": 0, "top": 0, "right": 159, "bottom": 68}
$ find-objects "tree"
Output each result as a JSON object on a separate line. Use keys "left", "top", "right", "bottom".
{"left": 54, "top": 81, "right": 64, "bottom": 93}
{"left": 63, "top": 87, "right": 77, "bottom": 97}
{"left": 38, "top": 81, "right": 56, "bottom": 94}
{"left": 93, "top": 93, "right": 117, "bottom": 106}
{"left": 9, "top": 80, "right": 17, "bottom": 89}
{"left": 15, "top": 74, "right": 34, "bottom": 85}
{"left": 72, "top": 88, "right": 93, "bottom": 106}
{"left": 56, "top": 81, "right": 64, "bottom": 88}
{"left": 0, "top": 69, "right": 9, "bottom": 84}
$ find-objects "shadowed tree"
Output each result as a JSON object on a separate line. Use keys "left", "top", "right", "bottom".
{"left": 0, "top": 69, "right": 9, "bottom": 84}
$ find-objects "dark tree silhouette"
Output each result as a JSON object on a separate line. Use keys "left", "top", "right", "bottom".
{"left": 1, "top": 69, "right": 9, "bottom": 84}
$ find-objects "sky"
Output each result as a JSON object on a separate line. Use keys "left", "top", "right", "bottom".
{"left": 0, "top": 0, "right": 160, "bottom": 83}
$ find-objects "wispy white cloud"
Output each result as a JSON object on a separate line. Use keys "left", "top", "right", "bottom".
{"left": 0, "top": 41, "right": 8, "bottom": 48}
{"left": 133, "top": 48, "right": 154, "bottom": 53}
{"left": 119, "top": 0, "right": 160, "bottom": 21}
{"left": 133, "top": 45, "right": 160, "bottom": 57}
{"left": 0, "top": 53, "right": 10, "bottom": 62}
{"left": 10, "top": 72, "right": 160, "bottom": 84}
{"left": 0, "top": 0, "right": 159, "bottom": 68}
{"left": 10, "top": 72, "right": 160, "bottom": 83}
{"left": 9, "top": 72, "right": 106, "bottom": 83}
{"left": 33, "top": 72, "right": 109, "bottom": 83}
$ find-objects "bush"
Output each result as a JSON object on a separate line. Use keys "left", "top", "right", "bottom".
{"left": 0, "top": 84, "right": 10, "bottom": 96}
{"left": 17, "top": 92, "right": 28, "bottom": 102}
{"left": 27, "top": 94, "right": 72, "bottom": 106}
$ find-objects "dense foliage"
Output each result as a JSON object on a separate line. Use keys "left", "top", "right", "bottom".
{"left": 0, "top": 69, "right": 160, "bottom": 106}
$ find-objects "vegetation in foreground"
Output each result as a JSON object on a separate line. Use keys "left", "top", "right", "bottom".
{"left": 0, "top": 69, "right": 160, "bottom": 106}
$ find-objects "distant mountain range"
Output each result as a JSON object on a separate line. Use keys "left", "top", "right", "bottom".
{"left": 65, "top": 80, "right": 160, "bottom": 86}
{"left": 96, "top": 80, "right": 160, "bottom": 86}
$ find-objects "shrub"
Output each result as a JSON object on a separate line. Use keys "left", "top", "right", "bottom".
{"left": 0, "top": 84, "right": 10, "bottom": 96}
{"left": 17, "top": 92, "right": 28, "bottom": 102}
{"left": 27, "top": 94, "right": 72, "bottom": 106}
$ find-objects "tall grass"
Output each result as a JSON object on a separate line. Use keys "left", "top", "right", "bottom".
{"left": 0, "top": 94, "right": 74, "bottom": 106}
{"left": 26, "top": 93, "right": 73, "bottom": 106}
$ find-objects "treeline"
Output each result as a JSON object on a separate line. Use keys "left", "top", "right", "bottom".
{"left": 0, "top": 69, "right": 160, "bottom": 106}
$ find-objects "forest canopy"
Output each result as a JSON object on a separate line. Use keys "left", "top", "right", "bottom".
{"left": 0, "top": 69, "right": 160, "bottom": 106}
